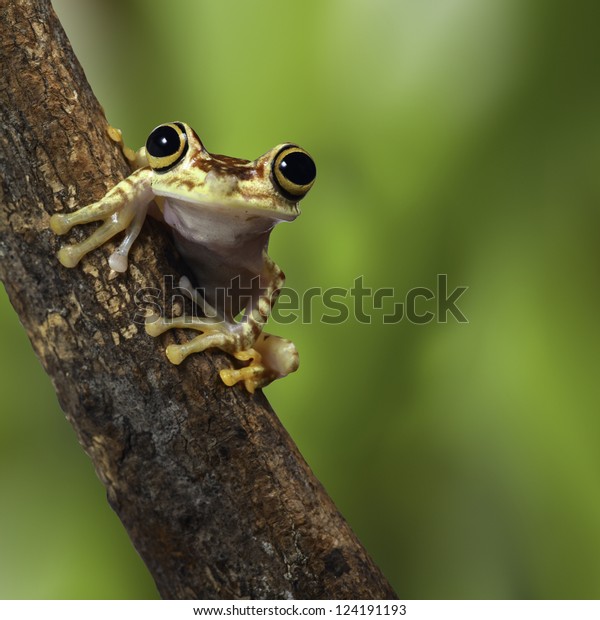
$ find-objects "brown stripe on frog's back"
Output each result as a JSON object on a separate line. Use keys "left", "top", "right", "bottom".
{"left": 205, "top": 152, "right": 256, "bottom": 181}
{"left": 210, "top": 153, "right": 251, "bottom": 168}
{"left": 187, "top": 153, "right": 253, "bottom": 181}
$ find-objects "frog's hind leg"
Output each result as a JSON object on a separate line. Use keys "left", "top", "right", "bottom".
{"left": 145, "top": 314, "right": 298, "bottom": 393}
{"left": 145, "top": 314, "right": 226, "bottom": 365}
{"left": 220, "top": 332, "right": 299, "bottom": 394}
{"left": 178, "top": 275, "right": 224, "bottom": 322}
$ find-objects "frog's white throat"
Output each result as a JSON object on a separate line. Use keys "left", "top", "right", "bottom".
{"left": 161, "top": 197, "right": 293, "bottom": 249}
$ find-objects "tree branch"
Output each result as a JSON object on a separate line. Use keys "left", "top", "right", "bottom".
{"left": 0, "top": 0, "right": 396, "bottom": 600}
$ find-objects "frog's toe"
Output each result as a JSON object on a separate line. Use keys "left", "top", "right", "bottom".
{"left": 107, "top": 124, "right": 137, "bottom": 165}
{"left": 107, "top": 124, "right": 123, "bottom": 144}
{"left": 166, "top": 343, "right": 186, "bottom": 365}
{"left": 219, "top": 368, "right": 239, "bottom": 387}
{"left": 145, "top": 314, "right": 169, "bottom": 337}
{"left": 57, "top": 245, "right": 82, "bottom": 268}
{"left": 50, "top": 214, "right": 71, "bottom": 235}
{"left": 231, "top": 348, "right": 262, "bottom": 364}
{"left": 108, "top": 250, "right": 128, "bottom": 273}
{"left": 219, "top": 348, "right": 269, "bottom": 393}
{"left": 165, "top": 333, "right": 218, "bottom": 364}
{"left": 219, "top": 366, "right": 264, "bottom": 394}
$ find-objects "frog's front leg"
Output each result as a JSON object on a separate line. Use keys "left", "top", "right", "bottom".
{"left": 50, "top": 167, "right": 153, "bottom": 271}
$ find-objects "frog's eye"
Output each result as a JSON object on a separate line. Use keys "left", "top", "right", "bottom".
{"left": 146, "top": 122, "right": 188, "bottom": 172}
{"left": 272, "top": 146, "right": 316, "bottom": 200}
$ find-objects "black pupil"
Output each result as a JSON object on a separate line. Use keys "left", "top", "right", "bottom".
{"left": 279, "top": 151, "right": 316, "bottom": 186}
{"left": 147, "top": 125, "right": 180, "bottom": 157}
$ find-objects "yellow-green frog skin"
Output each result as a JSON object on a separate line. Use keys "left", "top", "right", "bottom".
{"left": 50, "top": 122, "right": 316, "bottom": 393}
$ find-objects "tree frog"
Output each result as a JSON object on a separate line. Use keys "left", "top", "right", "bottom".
{"left": 50, "top": 122, "right": 316, "bottom": 393}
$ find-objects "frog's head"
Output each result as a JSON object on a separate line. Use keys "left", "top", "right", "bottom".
{"left": 143, "top": 122, "right": 316, "bottom": 222}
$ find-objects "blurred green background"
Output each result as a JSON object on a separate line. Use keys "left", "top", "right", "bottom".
{"left": 2, "top": 0, "right": 600, "bottom": 599}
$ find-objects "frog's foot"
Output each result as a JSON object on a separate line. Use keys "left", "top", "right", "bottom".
{"left": 145, "top": 315, "right": 299, "bottom": 392}
{"left": 221, "top": 333, "right": 300, "bottom": 393}
{"left": 50, "top": 168, "right": 153, "bottom": 270}
{"left": 220, "top": 349, "right": 266, "bottom": 394}
{"left": 145, "top": 313, "right": 240, "bottom": 365}
{"left": 165, "top": 331, "right": 236, "bottom": 365}
{"left": 53, "top": 217, "right": 125, "bottom": 268}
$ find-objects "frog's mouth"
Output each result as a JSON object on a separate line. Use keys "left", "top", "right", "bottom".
{"left": 158, "top": 190, "right": 299, "bottom": 222}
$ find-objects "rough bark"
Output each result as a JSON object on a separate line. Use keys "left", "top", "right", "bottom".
{"left": 0, "top": 0, "right": 397, "bottom": 600}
